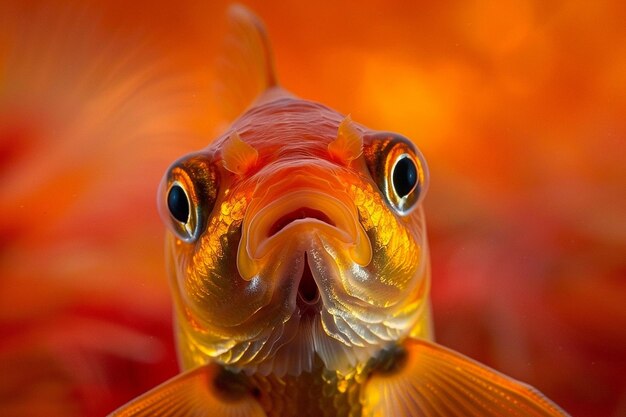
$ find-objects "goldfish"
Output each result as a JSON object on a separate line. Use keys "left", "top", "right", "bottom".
{"left": 109, "top": 5, "right": 570, "bottom": 417}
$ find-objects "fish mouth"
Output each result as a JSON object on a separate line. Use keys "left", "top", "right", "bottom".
{"left": 297, "top": 254, "right": 320, "bottom": 315}
{"left": 246, "top": 189, "right": 356, "bottom": 258}
{"left": 268, "top": 208, "right": 335, "bottom": 238}
{"left": 237, "top": 173, "right": 372, "bottom": 280}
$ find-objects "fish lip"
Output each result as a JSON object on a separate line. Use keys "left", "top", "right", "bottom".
{"left": 248, "top": 188, "right": 356, "bottom": 256}
{"left": 237, "top": 170, "right": 373, "bottom": 280}
{"left": 268, "top": 207, "right": 336, "bottom": 238}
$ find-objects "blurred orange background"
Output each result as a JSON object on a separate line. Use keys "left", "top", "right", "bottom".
{"left": 1, "top": 1, "right": 624, "bottom": 416}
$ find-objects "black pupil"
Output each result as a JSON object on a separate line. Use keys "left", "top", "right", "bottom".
{"left": 392, "top": 157, "right": 418, "bottom": 198}
{"left": 168, "top": 185, "right": 190, "bottom": 223}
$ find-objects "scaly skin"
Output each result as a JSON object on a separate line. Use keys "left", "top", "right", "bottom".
{"left": 212, "top": 344, "right": 406, "bottom": 417}
{"left": 166, "top": 97, "right": 432, "bottom": 376}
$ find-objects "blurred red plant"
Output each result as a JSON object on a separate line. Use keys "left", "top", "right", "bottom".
{"left": 0, "top": 1, "right": 624, "bottom": 416}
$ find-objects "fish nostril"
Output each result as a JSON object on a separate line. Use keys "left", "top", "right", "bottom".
{"left": 267, "top": 207, "right": 335, "bottom": 237}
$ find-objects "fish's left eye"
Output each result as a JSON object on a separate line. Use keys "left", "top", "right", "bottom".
{"left": 363, "top": 133, "right": 428, "bottom": 215}
{"left": 168, "top": 184, "right": 190, "bottom": 223}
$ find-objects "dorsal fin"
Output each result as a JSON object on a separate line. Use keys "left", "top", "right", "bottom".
{"left": 215, "top": 4, "right": 279, "bottom": 121}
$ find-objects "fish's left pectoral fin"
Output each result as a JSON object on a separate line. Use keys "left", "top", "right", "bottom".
{"left": 361, "top": 338, "right": 570, "bottom": 417}
{"left": 108, "top": 363, "right": 266, "bottom": 417}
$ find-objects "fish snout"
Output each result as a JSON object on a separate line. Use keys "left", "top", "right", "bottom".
{"left": 237, "top": 168, "right": 372, "bottom": 280}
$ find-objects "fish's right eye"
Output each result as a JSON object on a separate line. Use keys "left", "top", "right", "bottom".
{"left": 159, "top": 155, "right": 219, "bottom": 242}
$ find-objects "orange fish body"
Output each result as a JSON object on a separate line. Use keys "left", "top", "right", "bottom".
{"left": 111, "top": 6, "right": 570, "bottom": 417}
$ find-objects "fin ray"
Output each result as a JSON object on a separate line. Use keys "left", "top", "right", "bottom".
{"left": 362, "top": 339, "right": 570, "bottom": 417}
{"left": 108, "top": 364, "right": 266, "bottom": 417}
{"left": 215, "top": 4, "right": 278, "bottom": 121}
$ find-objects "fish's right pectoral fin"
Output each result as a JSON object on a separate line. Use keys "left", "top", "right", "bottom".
{"left": 361, "top": 338, "right": 571, "bottom": 417}
{"left": 108, "top": 363, "right": 266, "bottom": 417}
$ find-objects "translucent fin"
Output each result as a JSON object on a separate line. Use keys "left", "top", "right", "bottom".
{"left": 215, "top": 4, "right": 279, "bottom": 121}
{"left": 362, "top": 339, "right": 570, "bottom": 417}
{"left": 328, "top": 115, "right": 364, "bottom": 165}
{"left": 109, "top": 364, "right": 266, "bottom": 417}
{"left": 222, "top": 131, "right": 259, "bottom": 175}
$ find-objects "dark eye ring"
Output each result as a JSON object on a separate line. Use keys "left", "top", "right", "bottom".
{"left": 165, "top": 181, "right": 196, "bottom": 240}
{"left": 391, "top": 155, "right": 418, "bottom": 199}
{"left": 167, "top": 183, "right": 190, "bottom": 224}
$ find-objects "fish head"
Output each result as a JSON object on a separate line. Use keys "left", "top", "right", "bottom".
{"left": 158, "top": 97, "right": 431, "bottom": 375}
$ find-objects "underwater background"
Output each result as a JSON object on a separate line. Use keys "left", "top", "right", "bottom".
{"left": 1, "top": 1, "right": 624, "bottom": 416}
